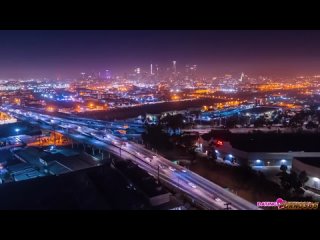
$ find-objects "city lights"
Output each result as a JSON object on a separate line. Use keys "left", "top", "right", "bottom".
{"left": 0, "top": 30, "right": 320, "bottom": 210}
{"left": 313, "top": 177, "right": 320, "bottom": 182}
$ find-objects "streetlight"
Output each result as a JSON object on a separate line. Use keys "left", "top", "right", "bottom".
{"left": 119, "top": 142, "right": 125, "bottom": 157}
{"left": 313, "top": 177, "right": 320, "bottom": 182}
{"left": 15, "top": 128, "right": 20, "bottom": 134}
{"left": 313, "top": 177, "right": 319, "bottom": 189}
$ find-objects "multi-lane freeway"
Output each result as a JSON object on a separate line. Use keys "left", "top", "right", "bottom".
{"left": 1, "top": 106, "right": 260, "bottom": 210}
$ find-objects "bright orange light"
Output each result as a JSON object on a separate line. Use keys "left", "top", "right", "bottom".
{"left": 14, "top": 98, "right": 21, "bottom": 104}
{"left": 171, "top": 95, "right": 180, "bottom": 100}
{"left": 202, "top": 105, "right": 208, "bottom": 111}
{"left": 195, "top": 89, "right": 210, "bottom": 94}
{"left": 46, "top": 106, "right": 55, "bottom": 112}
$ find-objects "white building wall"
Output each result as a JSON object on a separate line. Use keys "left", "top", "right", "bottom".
{"left": 217, "top": 141, "right": 320, "bottom": 166}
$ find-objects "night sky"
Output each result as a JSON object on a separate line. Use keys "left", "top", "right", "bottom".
{"left": 1, "top": 30, "right": 320, "bottom": 79}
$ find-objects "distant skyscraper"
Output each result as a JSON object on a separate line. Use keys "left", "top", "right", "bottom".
{"left": 105, "top": 70, "right": 111, "bottom": 79}
{"left": 150, "top": 64, "right": 153, "bottom": 75}
{"left": 172, "top": 61, "right": 177, "bottom": 74}
{"left": 239, "top": 72, "right": 245, "bottom": 82}
{"left": 134, "top": 67, "right": 141, "bottom": 74}
{"left": 155, "top": 64, "right": 159, "bottom": 76}
{"left": 185, "top": 64, "right": 197, "bottom": 80}
{"left": 80, "top": 72, "right": 86, "bottom": 80}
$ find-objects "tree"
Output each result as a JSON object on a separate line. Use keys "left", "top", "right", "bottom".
{"left": 277, "top": 169, "right": 307, "bottom": 197}
{"left": 210, "top": 147, "right": 217, "bottom": 160}
{"left": 277, "top": 165, "right": 291, "bottom": 193}
{"left": 254, "top": 116, "right": 266, "bottom": 128}
{"left": 290, "top": 171, "right": 301, "bottom": 192}
{"left": 306, "top": 121, "right": 318, "bottom": 129}
{"left": 298, "top": 171, "right": 309, "bottom": 188}
{"left": 142, "top": 125, "right": 172, "bottom": 149}
{"left": 160, "top": 114, "right": 185, "bottom": 134}
{"left": 280, "top": 164, "right": 288, "bottom": 172}
{"left": 225, "top": 116, "right": 238, "bottom": 129}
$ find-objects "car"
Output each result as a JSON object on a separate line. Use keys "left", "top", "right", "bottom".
{"left": 159, "top": 164, "right": 166, "bottom": 169}
{"left": 181, "top": 169, "right": 187, "bottom": 173}
{"left": 188, "top": 182, "right": 197, "bottom": 188}
{"left": 169, "top": 166, "right": 176, "bottom": 172}
{"left": 145, "top": 157, "right": 151, "bottom": 162}
{"left": 214, "top": 197, "right": 222, "bottom": 202}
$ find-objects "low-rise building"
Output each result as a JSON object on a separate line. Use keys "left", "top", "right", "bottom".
{"left": 114, "top": 160, "right": 171, "bottom": 206}
{"left": 212, "top": 132, "right": 320, "bottom": 166}
{"left": 292, "top": 157, "right": 320, "bottom": 192}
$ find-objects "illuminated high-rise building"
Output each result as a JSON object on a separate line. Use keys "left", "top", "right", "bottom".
{"left": 185, "top": 64, "right": 197, "bottom": 81}
{"left": 239, "top": 72, "right": 244, "bottom": 82}
{"left": 134, "top": 67, "right": 141, "bottom": 74}
{"left": 155, "top": 64, "right": 159, "bottom": 77}
{"left": 173, "top": 61, "right": 177, "bottom": 74}
{"left": 105, "top": 70, "right": 111, "bottom": 79}
{"left": 80, "top": 72, "right": 86, "bottom": 80}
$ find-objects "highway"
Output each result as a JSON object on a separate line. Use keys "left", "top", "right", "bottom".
{"left": 1, "top": 106, "right": 260, "bottom": 210}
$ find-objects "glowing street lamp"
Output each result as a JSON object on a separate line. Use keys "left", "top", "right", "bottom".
{"left": 313, "top": 177, "right": 320, "bottom": 182}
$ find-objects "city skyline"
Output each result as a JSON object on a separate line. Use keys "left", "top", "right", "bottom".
{"left": 0, "top": 30, "right": 320, "bottom": 210}
{"left": 2, "top": 30, "right": 320, "bottom": 79}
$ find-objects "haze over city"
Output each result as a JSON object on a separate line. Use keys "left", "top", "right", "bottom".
{"left": 0, "top": 30, "right": 319, "bottom": 210}
{"left": 1, "top": 30, "right": 320, "bottom": 79}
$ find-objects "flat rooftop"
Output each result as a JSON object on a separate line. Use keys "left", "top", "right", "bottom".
{"left": 0, "top": 164, "right": 151, "bottom": 210}
{"left": 228, "top": 133, "right": 320, "bottom": 152}
{"left": 114, "top": 160, "right": 169, "bottom": 197}
{"left": 294, "top": 157, "right": 320, "bottom": 168}
{"left": 241, "top": 107, "right": 279, "bottom": 114}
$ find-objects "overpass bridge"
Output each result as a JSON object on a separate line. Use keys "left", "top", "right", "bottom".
{"left": 2, "top": 106, "right": 260, "bottom": 210}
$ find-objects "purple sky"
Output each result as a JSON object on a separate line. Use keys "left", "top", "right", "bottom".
{"left": 0, "top": 30, "right": 320, "bottom": 79}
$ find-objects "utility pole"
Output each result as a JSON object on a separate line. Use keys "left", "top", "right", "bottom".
{"left": 53, "top": 126, "right": 56, "bottom": 146}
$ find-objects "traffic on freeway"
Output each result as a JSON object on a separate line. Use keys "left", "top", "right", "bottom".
{"left": 1, "top": 106, "right": 260, "bottom": 210}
